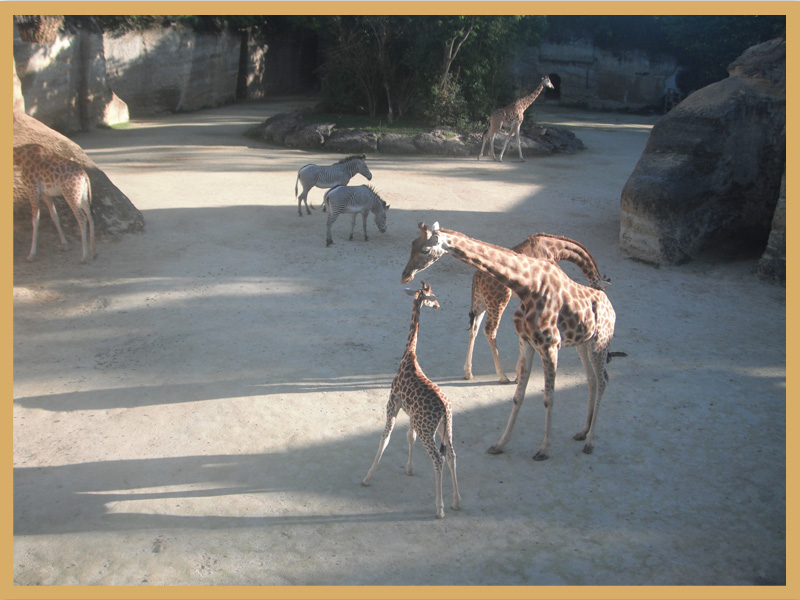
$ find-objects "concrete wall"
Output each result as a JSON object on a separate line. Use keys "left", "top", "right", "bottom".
{"left": 512, "top": 41, "right": 680, "bottom": 110}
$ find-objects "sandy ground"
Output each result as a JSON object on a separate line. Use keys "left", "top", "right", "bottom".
{"left": 12, "top": 98, "right": 786, "bottom": 589}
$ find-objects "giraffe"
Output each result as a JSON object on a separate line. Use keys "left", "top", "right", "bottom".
{"left": 362, "top": 281, "right": 461, "bottom": 519}
{"left": 465, "top": 233, "right": 610, "bottom": 383}
{"left": 13, "top": 144, "right": 96, "bottom": 264}
{"left": 402, "top": 222, "right": 620, "bottom": 461}
{"left": 478, "top": 75, "right": 555, "bottom": 162}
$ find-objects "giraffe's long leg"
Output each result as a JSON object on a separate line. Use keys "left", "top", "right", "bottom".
{"left": 417, "top": 426, "right": 445, "bottom": 519}
{"left": 576, "top": 347, "right": 609, "bottom": 455}
{"left": 361, "top": 394, "right": 402, "bottom": 486}
{"left": 42, "top": 194, "right": 69, "bottom": 251}
{"left": 484, "top": 294, "right": 513, "bottom": 384}
{"left": 464, "top": 288, "right": 486, "bottom": 379}
{"left": 573, "top": 344, "right": 598, "bottom": 442}
{"left": 405, "top": 426, "right": 416, "bottom": 475}
{"left": 516, "top": 122, "right": 525, "bottom": 161}
{"left": 441, "top": 412, "right": 461, "bottom": 511}
{"left": 27, "top": 194, "right": 42, "bottom": 262}
{"left": 533, "top": 344, "right": 559, "bottom": 461}
{"left": 64, "top": 186, "right": 91, "bottom": 264}
{"left": 488, "top": 340, "right": 536, "bottom": 454}
{"left": 499, "top": 121, "right": 522, "bottom": 162}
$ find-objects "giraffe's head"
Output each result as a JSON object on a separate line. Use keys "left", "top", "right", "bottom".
{"left": 404, "top": 280, "right": 440, "bottom": 309}
{"left": 542, "top": 75, "right": 554, "bottom": 90}
{"left": 401, "top": 222, "right": 448, "bottom": 283}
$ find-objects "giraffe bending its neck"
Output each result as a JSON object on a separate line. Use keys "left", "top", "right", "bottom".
{"left": 466, "top": 233, "right": 610, "bottom": 383}
{"left": 402, "top": 222, "right": 619, "bottom": 461}
{"left": 478, "top": 75, "right": 554, "bottom": 162}
{"left": 362, "top": 281, "right": 461, "bottom": 519}
{"left": 13, "top": 144, "right": 96, "bottom": 264}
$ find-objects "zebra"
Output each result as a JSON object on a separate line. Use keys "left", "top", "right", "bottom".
{"left": 294, "top": 155, "right": 372, "bottom": 216}
{"left": 322, "top": 184, "right": 390, "bottom": 247}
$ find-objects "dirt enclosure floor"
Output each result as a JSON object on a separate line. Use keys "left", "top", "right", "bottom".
{"left": 12, "top": 98, "right": 786, "bottom": 589}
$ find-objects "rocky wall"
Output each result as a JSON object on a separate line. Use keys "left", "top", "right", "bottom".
{"left": 13, "top": 23, "right": 129, "bottom": 133}
{"left": 102, "top": 26, "right": 241, "bottom": 115}
{"left": 512, "top": 41, "right": 679, "bottom": 110}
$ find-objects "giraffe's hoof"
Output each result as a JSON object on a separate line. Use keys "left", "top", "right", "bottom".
{"left": 464, "top": 374, "right": 473, "bottom": 381}
{"left": 360, "top": 480, "right": 371, "bottom": 487}
{"left": 532, "top": 451, "right": 549, "bottom": 461}
{"left": 573, "top": 431, "right": 588, "bottom": 441}
{"left": 26, "top": 256, "right": 34, "bottom": 263}
{"left": 326, "top": 240, "right": 333, "bottom": 247}
{"left": 582, "top": 445, "right": 594, "bottom": 455}
{"left": 436, "top": 511, "right": 445, "bottom": 519}
{"left": 487, "top": 445, "right": 504, "bottom": 455}
{"left": 499, "top": 376, "right": 512, "bottom": 384}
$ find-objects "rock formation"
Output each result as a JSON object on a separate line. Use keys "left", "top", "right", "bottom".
{"left": 619, "top": 38, "right": 785, "bottom": 272}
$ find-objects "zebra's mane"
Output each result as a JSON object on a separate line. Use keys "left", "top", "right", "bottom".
{"left": 336, "top": 154, "right": 367, "bottom": 164}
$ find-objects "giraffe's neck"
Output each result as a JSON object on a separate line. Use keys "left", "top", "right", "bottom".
{"left": 404, "top": 300, "right": 422, "bottom": 359}
{"left": 517, "top": 234, "right": 603, "bottom": 284}
{"left": 518, "top": 82, "right": 546, "bottom": 112}
{"left": 440, "top": 229, "right": 535, "bottom": 296}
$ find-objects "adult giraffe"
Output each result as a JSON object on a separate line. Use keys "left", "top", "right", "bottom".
{"left": 402, "top": 222, "right": 622, "bottom": 461}
{"left": 478, "top": 75, "right": 554, "bottom": 162}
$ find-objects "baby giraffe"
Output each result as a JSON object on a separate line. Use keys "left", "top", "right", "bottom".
{"left": 362, "top": 281, "right": 461, "bottom": 519}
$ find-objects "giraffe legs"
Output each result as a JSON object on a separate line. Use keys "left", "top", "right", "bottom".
{"left": 28, "top": 192, "right": 69, "bottom": 261}
{"left": 573, "top": 345, "right": 609, "bottom": 455}
{"left": 405, "top": 426, "right": 416, "bottom": 475}
{"left": 464, "top": 307, "right": 485, "bottom": 380}
{"left": 498, "top": 121, "right": 523, "bottom": 162}
{"left": 64, "top": 179, "right": 96, "bottom": 264}
{"left": 533, "top": 345, "right": 559, "bottom": 461}
{"left": 417, "top": 426, "right": 446, "bottom": 519}
{"left": 488, "top": 340, "right": 537, "bottom": 454}
{"left": 361, "top": 393, "right": 402, "bottom": 486}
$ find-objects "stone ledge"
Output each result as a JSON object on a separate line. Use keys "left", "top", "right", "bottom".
{"left": 251, "top": 109, "right": 584, "bottom": 158}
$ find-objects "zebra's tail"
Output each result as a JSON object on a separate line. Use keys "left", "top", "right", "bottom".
{"left": 317, "top": 185, "right": 342, "bottom": 211}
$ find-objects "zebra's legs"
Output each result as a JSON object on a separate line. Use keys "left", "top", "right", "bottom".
{"left": 348, "top": 213, "right": 358, "bottom": 241}
{"left": 325, "top": 211, "right": 339, "bottom": 246}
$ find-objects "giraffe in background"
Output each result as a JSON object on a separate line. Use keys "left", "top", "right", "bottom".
{"left": 14, "top": 144, "right": 96, "bottom": 264}
{"left": 478, "top": 75, "right": 554, "bottom": 162}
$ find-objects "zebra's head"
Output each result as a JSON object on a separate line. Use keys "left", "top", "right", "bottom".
{"left": 374, "top": 197, "right": 389, "bottom": 233}
{"left": 401, "top": 222, "right": 447, "bottom": 283}
{"left": 350, "top": 155, "right": 372, "bottom": 181}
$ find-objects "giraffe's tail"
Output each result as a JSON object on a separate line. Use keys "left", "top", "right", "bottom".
{"left": 603, "top": 350, "right": 628, "bottom": 382}
{"left": 606, "top": 351, "right": 628, "bottom": 363}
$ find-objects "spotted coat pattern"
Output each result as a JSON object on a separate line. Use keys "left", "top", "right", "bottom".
{"left": 466, "top": 233, "right": 610, "bottom": 383}
{"left": 478, "top": 75, "right": 555, "bottom": 162}
{"left": 361, "top": 281, "right": 461, "bottom": 519}
{"left": 13, "top": 144, "right": 96, "bottom": 264}
{"left": 401, "top": 223, "right": 617, "bottom": 461}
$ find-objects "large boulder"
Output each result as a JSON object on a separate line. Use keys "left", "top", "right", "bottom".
{"left": 619, "top": 38, "right": 785, "bottom": 266}
{"left": 758, "top": 171, "right": 786, "bottom": 282}
{"left": 13, "top": 111, "right": 145, "bottom": 255}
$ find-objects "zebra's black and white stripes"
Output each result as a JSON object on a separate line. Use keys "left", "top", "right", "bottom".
{"left": 323, "top": 184, "right": 390, "bottom": 247}
{"left": 294, "top": 155, "right": 372, "bottom": 216}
